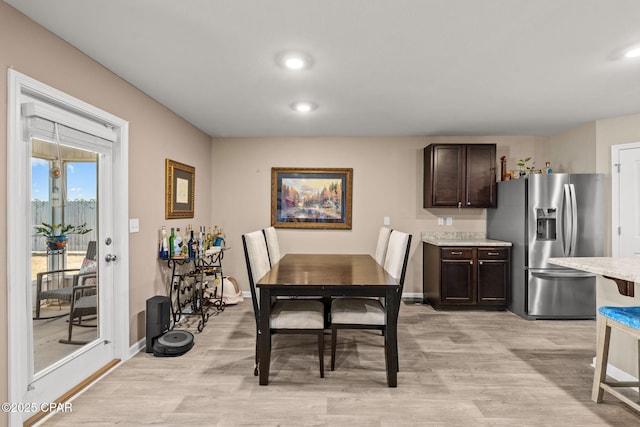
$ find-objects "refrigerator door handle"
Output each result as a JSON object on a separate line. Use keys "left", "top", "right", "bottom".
{"left": 569, "top": 184, "right": 578, "bottom": 257}
{"left": 529, "top": 269, "right": 595, "bottom": 279}
{"left": 562, "top": 184, "right": 572, "bottom": 256}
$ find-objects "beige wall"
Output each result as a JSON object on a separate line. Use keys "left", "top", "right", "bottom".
{"left": 210, "top": 135, "right": 550, "bottom": 300}
{"left": 550, "top": 122, "right": 597, "bottom": 173}
{"left": 0, "top": 3, "right": 212, "bottom": 420}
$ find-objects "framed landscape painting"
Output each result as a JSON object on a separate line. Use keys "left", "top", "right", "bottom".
{"left": 271, "top": 167, "right": 353, "bottom": 229}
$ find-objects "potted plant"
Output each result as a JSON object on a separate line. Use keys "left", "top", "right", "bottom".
{"left": 517, "top": 157, "right": 535, "bottom": 176}
{"left": 35, "top": 222, "right": 92, "bottom": 250}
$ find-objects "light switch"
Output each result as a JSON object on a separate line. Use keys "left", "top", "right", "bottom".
{"left": 129, "top": 218, "right": 140, "bottom": 233}
{"left": 383, "top": 216, "right": 390, "bottom": 226}
{"left": 437, "top": 217, "right": 444, "bottom": 226}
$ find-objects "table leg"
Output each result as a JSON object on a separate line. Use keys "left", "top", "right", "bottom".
{"left": 385, "top": 288, "right": 399, "bottom": 387}
{"left": 258, "top": 288, "right": 272, "bottom": 385}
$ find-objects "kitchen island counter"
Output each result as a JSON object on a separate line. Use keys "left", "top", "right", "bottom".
{"left": 548, "top": 257, "right": 640, "bottom": 297}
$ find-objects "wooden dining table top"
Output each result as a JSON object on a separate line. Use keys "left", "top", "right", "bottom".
{"left": 256, "top": 254, "right": 397, "bottom": 287}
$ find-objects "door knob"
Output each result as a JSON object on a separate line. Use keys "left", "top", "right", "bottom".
{"left": 105, "top": 254, "right": 118, "bottom": 262}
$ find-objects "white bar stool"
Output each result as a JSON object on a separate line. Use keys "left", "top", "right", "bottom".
{"left": 592, "top": 306, "right": 640, "bottom": 411}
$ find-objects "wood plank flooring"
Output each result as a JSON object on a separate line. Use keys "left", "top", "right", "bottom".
{"left": 40, "top": 300, "right": 640, "bottom": 426}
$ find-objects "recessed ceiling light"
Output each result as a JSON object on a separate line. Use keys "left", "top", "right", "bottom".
{"left": 290, "top": 101, "right": 318, "bottom": 113}
{"left": 277, "top": 52, "right": 313, "bottom": 71}
{"left": 624, "top": 47, "right": 640, "bottom": 59}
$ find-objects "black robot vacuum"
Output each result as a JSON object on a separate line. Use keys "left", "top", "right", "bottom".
{"left": 152, "top": 329, "right": 194, "bottom": 357}
{"left": 146, "top": 296, "right": 194, "bottom": 357}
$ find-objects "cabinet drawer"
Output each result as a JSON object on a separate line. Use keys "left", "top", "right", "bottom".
{"left": 478, "top": 248, "right": 509, "bottom": 260}
{"left": 441, "top": 248, "right": 473, "bottom": 260}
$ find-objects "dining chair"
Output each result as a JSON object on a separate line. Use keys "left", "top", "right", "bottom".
{"left": 374, "top": 226, "right": 392, "bottom": 265}
{"left": 262, "top": 226, "right": 281, "bottom": 267}
{"left": 330, "top": 230, "right": 412, "bottom": 371}
{"left": 242, "top": 230, "right": 326, "bottom": 378}
{"left": 58, "top": 272, "right": 97, "bottom": 345}
{"left": 34, "top": 241, "right": 97, "bottom": 320}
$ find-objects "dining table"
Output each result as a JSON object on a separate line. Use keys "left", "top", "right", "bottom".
{"left": 256, "top": 253, "right": 400, "bottom": 387}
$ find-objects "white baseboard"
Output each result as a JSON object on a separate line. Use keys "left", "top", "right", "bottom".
{"left": 402, "top": 292, "right": 422, "bottom": 300}
{"left": 129, "top": 337, "right": 145, "bottom": 359}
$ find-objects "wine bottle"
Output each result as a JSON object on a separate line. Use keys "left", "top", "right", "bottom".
{"left": 159, "top": 226, "right": 169, "bottom": 259}
{"left": 198, "top": 226, "right": 205, "bottom": 256}
{"left": 174, "top": 227, "right": 183, "bottom": 257}
{"left": 206, "top": 227, "right": 213, "bottom": 249}
{"left": 169, "top": 228, "right": 175, "bottom": 258}
{"left": 188, "top": 229, "right": 196, "bottom": 258}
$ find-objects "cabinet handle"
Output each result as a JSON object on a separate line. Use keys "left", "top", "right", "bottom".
{"left": 479, "top": 261, "right": 483, "bottom": 265}
{"left": 488, "top": 252, "right": 500, "bottom": 256}
{"left": 451, "top": 251, "right": 463, "bottom": 255}
{"left": 458, "top": 201, "right": 462, "bottom": 208}
{"left": 469, "top": 261, "right": 473, "bottom": 265}
{"left": 467, "top": 202, "right": 471, "bottom": 205}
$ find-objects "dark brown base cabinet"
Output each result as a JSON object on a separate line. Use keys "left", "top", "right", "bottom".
{"left": 423, "top": 243, "right": 510, "bottom": 309}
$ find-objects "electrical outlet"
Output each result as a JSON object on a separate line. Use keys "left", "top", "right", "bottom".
{"left": 437, "top": 217, "right": 444, "bottom": 226}
{"left": 129, "top": 218, "right": 140, "bottom": 233}
{"left": 383, "top": 216, "right": 390, "bottom": 226}
{"left": 446, "top": 217, "right": 453, "bottom": 226}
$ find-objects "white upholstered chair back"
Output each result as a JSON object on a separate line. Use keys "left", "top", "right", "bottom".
{"left": 383, "top": 230, "right": 411, "bottom": 284}
{"left": 242, "top": 230, "right": 272, "bottom": 321}
{"left": 263, "top": 226, "right": 282, "bottom": 267}
{"left": 244, "top": 230, "right": 271, "bottom": 285}
{"left": 374, "top": 227, "right": 392, "bottom": 265}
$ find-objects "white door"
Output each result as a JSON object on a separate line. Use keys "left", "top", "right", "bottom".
{"left": 7, "top": 70, "right": 130, "bottom": 426}
{"left": 612, "top": 142, "right": 640, "bottom": 257}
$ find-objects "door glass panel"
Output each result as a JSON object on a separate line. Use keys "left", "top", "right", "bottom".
{"left": 31, "top": 139, "right": 98, "bottom": 374}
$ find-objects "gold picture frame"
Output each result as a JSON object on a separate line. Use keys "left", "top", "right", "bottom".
{"left": 271, "top": 167, "right": 353, "bottom": 229}
{"left": 165, "top": 159, "right": 195, "bottom": 219}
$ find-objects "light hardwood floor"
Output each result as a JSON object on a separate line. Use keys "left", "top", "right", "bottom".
{"left": 40, "top": 300, "right": 640, "bottom": 426}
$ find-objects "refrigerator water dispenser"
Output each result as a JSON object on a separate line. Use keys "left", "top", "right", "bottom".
{"left": 536, "top": 208, "right": 556, "bottom": 240}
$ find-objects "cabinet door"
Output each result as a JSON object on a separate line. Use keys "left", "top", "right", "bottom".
{"left": 441, "top": 258, "right": 474, "bottom": 303}
{"left": 477, "top": 248, "right": 509, "bottom": 304}
{"left": 465, "top": 144, "right": 496, "bottom": 208}
{"left": 440, "top": 248, "right": 474, "bottom": 304}
{"left": 425, "top": 145, "right": 464, "bottom": 207}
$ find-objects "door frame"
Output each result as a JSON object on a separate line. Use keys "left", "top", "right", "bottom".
{"left": 7, "top": 69, "right": 130, "bottom": 425}
{"left": 611, "top": 141, "right": 640, "bottom": 257}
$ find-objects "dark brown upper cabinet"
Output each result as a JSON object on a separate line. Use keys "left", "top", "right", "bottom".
{"left": 423, "top": 144, "right": 497, "bottom": 208}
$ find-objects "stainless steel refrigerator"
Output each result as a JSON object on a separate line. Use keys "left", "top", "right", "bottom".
{"left": 487, "top": 174, "right": 604, "bottom": 319}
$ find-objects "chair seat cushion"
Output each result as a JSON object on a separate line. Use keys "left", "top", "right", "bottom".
{"left": 40, "top": 287, "right": 73, "bottom": 301}
{"left": 270, "top": 300, "right": 324, "bottom": 329}
{"left": 75, "top": 295, "right": 97, "bottom": 310}
{"left": 599, "top": 306, "right": 640, "bottom": 330}
{"left": 331, "top": 297, "right": 385, "bottom": 325}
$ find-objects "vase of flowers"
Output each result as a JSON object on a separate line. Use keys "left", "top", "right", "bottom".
{"left": 35, "top": 222, "right": 92, "bottom": 250}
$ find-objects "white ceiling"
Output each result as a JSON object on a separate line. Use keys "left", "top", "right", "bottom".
{"left": 6, "top": 0, "right": 640, "bottom": 138}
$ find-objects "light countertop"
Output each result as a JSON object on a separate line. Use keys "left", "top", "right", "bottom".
{"left": 422, "top": 232, "right": 512, "bottom": 247}
{"left": 548, "top": 257, "right": 640, "bottom": 283}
